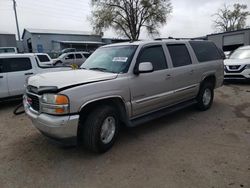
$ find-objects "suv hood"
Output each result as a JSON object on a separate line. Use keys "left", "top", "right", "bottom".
{"left": 28, "top": 69, "right": 118, "bottom": 91}
{"left": 224, "top": 58, "right": 250, "bottom": 65}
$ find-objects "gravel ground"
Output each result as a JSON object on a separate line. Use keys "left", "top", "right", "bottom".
{"left": 0, "top": 84, "right": 250, "bottom": 188}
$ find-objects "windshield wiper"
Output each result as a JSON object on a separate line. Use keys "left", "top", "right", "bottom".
{"left": 89, "top": 67, "right": 110, "bottom": 72}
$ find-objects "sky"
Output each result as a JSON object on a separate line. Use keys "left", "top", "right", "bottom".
{"left": 0, "top": 0, "right": 250, "bottom": 39}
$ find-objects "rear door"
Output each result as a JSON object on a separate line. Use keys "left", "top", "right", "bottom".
{"left": 166, "top": 43, "right": 199, "bottom": 103}
{"left": 0, "top": 59, "right": 9, "bottom": 98}
{"left": 6, "top": 57, "right": 33, "bottom": 96}
{"left": 75, "top": 53, "right": 85, "bottom": 66}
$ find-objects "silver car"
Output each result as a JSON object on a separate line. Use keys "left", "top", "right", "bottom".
{"left": 53, "top": 51, "right": 90, "bottom": 66}
{"left": 24, "top": 40, "right": 224, "bottom": 153}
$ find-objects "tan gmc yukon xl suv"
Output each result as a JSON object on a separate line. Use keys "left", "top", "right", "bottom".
{"left": 24, "top": 40, "right": 224, "bottom": 153}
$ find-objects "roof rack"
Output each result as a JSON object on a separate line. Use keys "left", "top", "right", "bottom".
{"left": 154, "top": 37, "right": 207, "bottom": 41}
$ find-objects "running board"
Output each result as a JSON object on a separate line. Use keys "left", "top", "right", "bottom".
{"left": 129, "top": 99, "right": 197, "bottom": 127}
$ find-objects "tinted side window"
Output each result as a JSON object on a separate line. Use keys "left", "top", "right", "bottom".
{"left": 5, "top": 58, "right": 32, "bottom": 72}
{"left": 66, "top": 54, "right": 74, "bottom": 59}
{"left": 75, "top": 54, "right": 83, "bottom": 59}
{"left": 167, "top": 44, "right": 192, "bottom": 67}
{"left": 0, "top": 59, "right": 7, "bottom": 73}
{"left": 189, "top": 41, "right": 222, "bottom": 62}
{"left": 139, "top": 46, "right": 167, "bottom": 71}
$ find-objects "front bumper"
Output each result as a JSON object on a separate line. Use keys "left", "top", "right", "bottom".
{"left": 23, "top": 96, "right": 79, "bottom": 145}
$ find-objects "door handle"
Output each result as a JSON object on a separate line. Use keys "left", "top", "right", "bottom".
{"left": 25, "top": 72, "right": 34, "bottom": 75}
{"left": 189, "top": 70, "right": 194, "bottom": 74}
{"left": 0, "top": 76, "right": 3, "bottom": 78}
{"left": 165, "top": 74, "right": 171, "bottom": 80}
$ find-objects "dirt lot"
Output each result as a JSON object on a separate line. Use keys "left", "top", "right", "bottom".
{"left": 0, "top": 84, "right": 250, "bottom": 188}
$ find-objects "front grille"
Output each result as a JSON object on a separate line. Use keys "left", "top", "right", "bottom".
{"left": 229, "top": 65, "right": 240, "bottom": 69}
{"left": 225, "top": 65, "right": 246, "bottom": 73}
{"left": 27, "top": 94, "right": 40, "bottom": 111}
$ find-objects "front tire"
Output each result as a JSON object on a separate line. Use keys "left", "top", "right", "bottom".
{"left": 54, "top": 60, "right": 63, "bottom": 66}
{"left": 80, "top": 105, "right": 120, "bottom": 153}
{"left": 196, "top": 82, "right": 214, "bottom": 111}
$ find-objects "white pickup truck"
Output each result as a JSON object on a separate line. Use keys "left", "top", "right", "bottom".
{"left": 0, "top": 53, "right": 70, "bottom": 100}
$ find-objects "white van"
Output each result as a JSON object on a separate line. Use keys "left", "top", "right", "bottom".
{"left": 0, "top": 53, "right": 70, "bottom": 100}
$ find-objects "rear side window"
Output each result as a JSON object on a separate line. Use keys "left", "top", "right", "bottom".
{"left": 139, "top": 46, "right": 167, "bottom": 71}
{"left": 4, "top": 58, "right": 32, "bottom": 72}
{"left": 189, "top": 41, "right": 222, "bottom": 62}
{"left": 75, "top": 54, "right": 83, "bottom": 59}
{"left": 167, "top": 44, "right": 192, "bottom": 67}
{"left": 37, "top": 55, "right": 50, "bottom": 62}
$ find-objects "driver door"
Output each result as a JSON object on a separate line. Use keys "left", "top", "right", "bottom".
{"left": 129, "top": 45, "right": 172, "bottom": 117}
{"left": 64, "top": 53, "right": 75, "bottom": 65}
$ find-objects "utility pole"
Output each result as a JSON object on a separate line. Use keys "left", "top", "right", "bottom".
{"left": 12, "top": 0, "right": 21, "bottom": 41}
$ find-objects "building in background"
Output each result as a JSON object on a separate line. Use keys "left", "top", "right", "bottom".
{"left": 22, "top": 28, "right": 104, "bottom": 57}
{"left": 0, "top": 33, "right": 17, "bottom": 48}
{"left": 207, "top": 28, "right": 250, "bottom": 52}
{"left": 102, "top": 38, "right": 130, "bottom": 44}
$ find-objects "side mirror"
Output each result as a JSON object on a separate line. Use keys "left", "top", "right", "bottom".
{"left": 135, "top": 62, "right": 154, "bottom": 74}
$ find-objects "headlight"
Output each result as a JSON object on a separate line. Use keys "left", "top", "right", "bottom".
{"left": 245, "top": 64, "right": 250, "bottom": 69}
{"left": 41, "top": 94, "right": 69, "bottom": 115}
{"left": 24, "top": 77, "right": 29, "bottom": 87}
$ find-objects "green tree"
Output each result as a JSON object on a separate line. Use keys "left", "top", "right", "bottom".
{"left": 90, "top": 0, "right": 172, "bottom": 40}
{"left": 213, "top": 3, "right": 250, "bottom": 32}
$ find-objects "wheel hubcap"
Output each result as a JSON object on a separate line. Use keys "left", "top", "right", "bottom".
{"left": 100, "top": 116, "right": 116, "bottom": 144}
{"left": 203, "top": 88, "right": 211, "bottom": 106}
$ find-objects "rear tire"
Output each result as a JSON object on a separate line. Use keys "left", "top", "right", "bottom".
{"left": 79, "top": 105, "right": 120, "bottom": 153}
{"left": 196, "top": 82, "right": 214, "bottom": 111}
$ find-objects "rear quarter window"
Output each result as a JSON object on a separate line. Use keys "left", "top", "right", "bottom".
{"left": 37, "top": 55, "right": 50, "bottom": 62}
{"left": 189, "top": 41, "right": 223, "bottom": 62}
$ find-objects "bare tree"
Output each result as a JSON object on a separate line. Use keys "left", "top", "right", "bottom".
{"left": 90, "top": 0, "right": 172, "bottom": 40}
{"left": 213, "top": 3, "right": 250, "bottom": 32}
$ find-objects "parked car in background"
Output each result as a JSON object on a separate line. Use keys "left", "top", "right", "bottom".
{"left": 0, "top": 47, "right": 18, "bottom": 54}
{"left": 53, "top": 51, "right": 91, "bottom": 67}
{"left": 24, "top": 40, "right": 224, "bottom": 153}
{"left": 0, "top": 54, "right": 70, "bottom": 100}
{"left": 224, "top": 45, "right": 250, "bottom": 81}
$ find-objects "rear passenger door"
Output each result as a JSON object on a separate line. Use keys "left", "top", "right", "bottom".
{"left": 75, "top": 53, "right": 85, "bottom": 66}
{"left": 0, "top": 59, "right": 9, "bottom": 98}
{"left": 6, "top": 57, "right": 33, "bottom": 96}
{"left": 166, "top": 44, "right": 199, "bottom": 103}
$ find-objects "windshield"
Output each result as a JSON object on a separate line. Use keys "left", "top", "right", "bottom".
{"left": 229, "top": 49, "right": 250, "bottom": 59}
{"left": 81, "top": 45, "right": 138, "bottom": 73}
{"left": 37, "top": 55, "right": 50, "bottom": 62}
